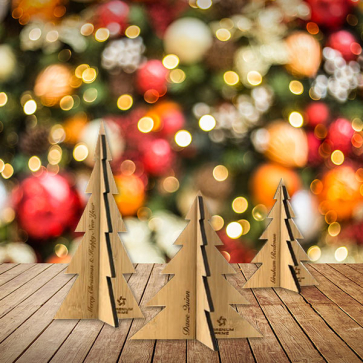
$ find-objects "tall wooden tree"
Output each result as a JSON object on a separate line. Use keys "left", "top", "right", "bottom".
{"left": 132, "top": 193, "right": 261, "bottom": 350}
{"left": 55, "top": 122, "right": 143, "bottom": 326}
{"left": 243, "top": 179, "right": 318, "bottom": 293}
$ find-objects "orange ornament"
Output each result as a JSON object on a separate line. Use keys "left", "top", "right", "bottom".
{"left": 250, "top": 163, "right": 302, "bottom": 207}
{"left": 318, "top": 166, "right": 363, "bottom": 221}
{"left": 12, "top": 0, "right": 67, "bottom": 24}
{"left": 263, "top": 121, "right": 308, "bottom": 168}
{"left": 34, "top": 64, "right": 73, "bottom": 107}
{"left": 63, "top": 113, "right": 88, "bottom": 145}
{"left": 285, "top": 32, "right": 322, "bottom": 78}
{"left": 114, "top": 174, "right": 145, "bottom": 216}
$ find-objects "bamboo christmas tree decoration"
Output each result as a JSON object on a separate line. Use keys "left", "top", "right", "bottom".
{"left": 132, "top": 193, "right": 261, "bottom": 350}
{"left": 243, "top": 179, "right": 318, "bottom": 293}
{"left": 55, "top": 122, "right": 143, "bottom": 326}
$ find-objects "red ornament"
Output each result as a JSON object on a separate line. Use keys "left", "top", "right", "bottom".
{"left": 142, "top": 138, "right": 174, "bottom": 175}
{"left": 305, "top": 102, "right": 330, "bottom": 127}
{"left": 146, "top": 0, "right": 188, "bottom": 37}
{"left": 307, "top": 132, "right": 323, "bottom": 166}
{"left": 96, "top": 0, "right": 129, "bottom": 36}
{"left": 327, "top": 30, "right": 361, "bottom": 61}
{"left": 306, "top": 0, "right": 351, "bottom": 29}
{"left": 136, "top": 60, "right": 168, "bottom": 95}
{"left": 147, "top": 101, "right": 185, "bottom": 135}
{"left": 13, "top": 172, "right": 82, "bottom": 240}
{"left": 217, "top": 231, "right": 255, "bottom": 263}
{"left": 326, "top": 118, "right": 354, "bottom": 154}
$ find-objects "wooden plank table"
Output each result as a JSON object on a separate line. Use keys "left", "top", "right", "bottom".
{"left": 0, "top": 263, "right": 362, "bottom": 362}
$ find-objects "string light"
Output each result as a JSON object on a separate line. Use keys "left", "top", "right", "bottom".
{"left": 199, "top": 115, "right": 216, "bottom": 131}
{"left": 307, "top": 246, "right": 321, "bottom": 261}
{"left": 80, "top": 23, "right": 94, "bottom": 36}
{"left": 121, "top": 160, "right": 136, "bottom": 175}
{"left": 82, "top": 68, "right": 97, "bottom": 83}
{"left": 73, "top": 143, "right": 88, "bottom": 161}
{"left": 138, "top": 117, "right": 154, "bottom": 133}
{"left": 247, "top": 71, "right": 262, "bottom": 86}
{"left": 60, "top": 95, "right": 74, "bottom": 110}
{"left": 239, "top": 219, "right": 250, "bottom": 235}
{"left": 75, "top": 64, "right": 89, "bottom": 78}
{"left": 331, "top": 150, "right": 344, "bottom": 165}
{"left": 223, "top": 71, "right": 239, "bottom": 85}
{"left": 163, "top": 176, "right": 180, "bottom": 193}
{"left": 289, "top": 80, "right": 304, "bottom": 95}
{"left": 213, "top": 165, "right": 228, "bottom": 181}
{"left": 95, "top": 28, "right": 110, "bottom": 42}
{"left": 232, "top": 197, "right": 248, "bottom": 213}
{"left": 48, "top": 145, "right": 62, "bottom": 165}
{"left": 175, "top": 130, "right": 192, "bottom": 147}
{"left": 83, "top": 88, "right": 98, "bottom": 103}
{"left": 23, "top": 100, "right": 37, "bottom": 115}
{"left": 216, "top": 28, "right": 231, "bottom": 41}
{"left": 170, "top": 69, "right": 186, "bottom": 83}
{"left": 226, "top": 222, "right": 243, "bottom": 239}
{"left": 289, "top": 111, "right": 304, "bottom": 128}
{"left": 0, "top": 92, "right": 8, "bottom": 107}
{"left": 196, "top": 0, "right": 212, "bottom": 9}
{"left": 28, "top": 156, "right": 41, "bottom": 172}
{"left": 117, "top": 94, "right": 133, "bottom": 110}
{"left": 211, "top": 215, "right": 224, "bottom": 231}
{"left": 162, "top": 54, "right": 179, "bottom": 69}
{"left": 334, "top": 246, "right": 348, "bottom": 262}
{"left": 125, "top": 25, "right": 140, "bottom": 39}
{"left": 328, "top": 222, "right": 341, "bottom": 237}
{"left": 1, "top": 164, "right": 14, "bottom": 179}
{"left": 252, "top": 204, "right": 268, "bottom": 221}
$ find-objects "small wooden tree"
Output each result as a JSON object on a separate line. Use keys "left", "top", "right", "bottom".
{"left": 55, "top": 122, "right": 143, "bottom": 326}
{"left": 132, "top": 193, "right": 261, "bottom": 350}
{"left": 243, "top": 179, "right": 317, "bottom": 293}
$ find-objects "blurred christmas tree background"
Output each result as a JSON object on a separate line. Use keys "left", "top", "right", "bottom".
{"left": 0, "top": 0, "right": 362, "bottom": 264}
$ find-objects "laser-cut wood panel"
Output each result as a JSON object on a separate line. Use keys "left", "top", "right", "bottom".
{"left": 132, "top": 193, "right": 261, "bottom": 350}
{"left": 55, "top": 122, "right": 143, "bottom": 326}
{"left": 243, "top": 180, "right": 318, "bottom": 292}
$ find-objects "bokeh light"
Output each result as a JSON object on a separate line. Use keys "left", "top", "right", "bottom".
{"left": 335, "top": 246, "right": 348, "bottom": 262}
{"left": 213, "top": 165, "right": 228, "bottom": 181}
{"left": 211, "top": 215, "right": 224, "bottom": 231}
{"left": 73, "top": 143, "right": 89, "bottom": 162}
{"left": 138, "top": 117, "right": 154, "bottom": 133}
{"left": 232, "top": 197, "right": 248, "bottom": 213}
{"left": 199, "top": 115, "right": 216, "bottom": 131}
{"left": 162, "top": 54, "right": 179, "bottom": 69}
{"left": 23, "top": 100, "right": 37, "bottom": 115}
{"left": 307, "top": 246, "right": 321, "bottom": 261}
{"left": 117, "top": 94, "right": 133, "bottom": 110}
{"left": 175, "top": 130, "right": 192, "bottom": 147}
{"left": 289, "top": 112, "right": 304, "bottom": 128}
{"left": 226, "top": 222, "right": 243, "bottom": 239}
{"left": 28, "top": 156, "right": 41, "bottom": 172}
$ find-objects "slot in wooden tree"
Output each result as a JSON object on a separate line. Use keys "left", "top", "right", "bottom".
{"left": 132, "top": 193, "right": 261, "bottom": 350}
{"left": 55, "top": 122, "right": 143, "bottom": 327}
{"left": 243, "top": 179, "right": 318, "bottom": 293}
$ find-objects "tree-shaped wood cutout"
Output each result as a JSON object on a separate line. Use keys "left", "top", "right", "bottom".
{"left": 132, "top": 193, "right": 261, "bottom": 350}
{"left": 243, "top": 179, "right": 318, "bottom": 293}
{"left": 55, "top": 122, "right": 143, "bottom": 326}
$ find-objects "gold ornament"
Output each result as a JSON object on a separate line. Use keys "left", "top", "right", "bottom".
{"left": 318, "top": 166, "right": 363, "bottom": 221}
{"left": 263, "top": 121, "right": 308, "bottom": 168}
{"left": 285, "top": 32, "right": 321, "bottom": 78}
{"left": 34, "top": 64, "right": 73, "bottom": 107}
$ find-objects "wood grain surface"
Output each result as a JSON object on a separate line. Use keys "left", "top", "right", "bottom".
{"left": 0, "top": 263, "right": 362, "bottom": 362}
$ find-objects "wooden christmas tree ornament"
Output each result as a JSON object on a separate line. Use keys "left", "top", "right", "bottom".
{"left": 132, "top": 192, "right": 261, "bottom": 350}
{"left": 55, "top": 122, "right": 143, "bottom": 327}
{"left": 243, "top": 179, "right": 318, "bottom": 293}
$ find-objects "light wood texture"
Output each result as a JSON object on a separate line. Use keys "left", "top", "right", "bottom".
{"left": 243, "top": 180, "right": 318, "bottom": 292}
{"left": 0, "top": 263, "right": 363, "bottom": 362}
{"left": 132, "top": 194, "right": 261, "bottom": 351}
{"left": 55, "top": 122, "right": 143, "bottom": 327}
